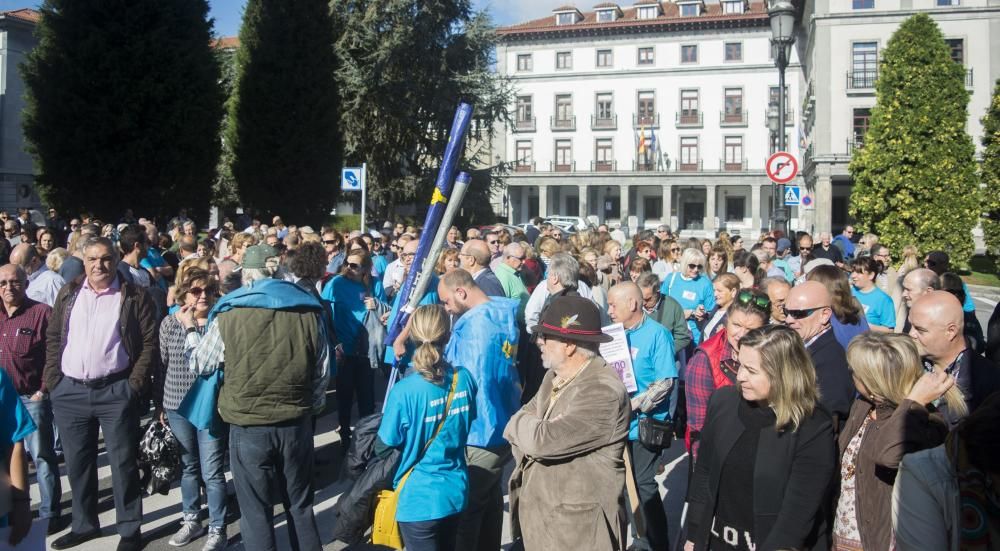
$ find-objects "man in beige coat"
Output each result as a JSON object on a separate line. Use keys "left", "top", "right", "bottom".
{"left": 504, "top": 296, "right": 631, "bottom": 551}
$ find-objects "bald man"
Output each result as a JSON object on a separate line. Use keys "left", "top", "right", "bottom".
{"left": 899, "top": 268, "right": 940, "bottom": 333}
{"left": 909, "top": 291, "right": 1000, "bottom": 427}
{"left": 785, "top": 281, "right": 855, "bottom": 429}
{"left": 607, "top": 282, "right": 675, "bottom": 550}
{"left": 460, "top": 239, "right": 504, "bottom": 297}
{"left": 9, "top": 243, "right": 43, "bottom": 279}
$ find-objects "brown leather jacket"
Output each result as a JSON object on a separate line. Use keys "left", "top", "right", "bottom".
{"left": 43, "top": 274, "right": 160, "bottom": 395}
{"left": 837, "top": 398, "right": 948, "bottom": 551}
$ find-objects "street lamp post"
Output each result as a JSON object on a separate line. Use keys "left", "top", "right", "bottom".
{"left": 766, "top": 101, "right": 780, "bottom": 230}
{"left": 769, "top": 0, "right": 795, "bottom": 237}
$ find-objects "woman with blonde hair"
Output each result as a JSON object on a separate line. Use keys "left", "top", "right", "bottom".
{"left": 167, "top": 256, "right": 219, "bottom": 312}
{"left": 685, "top": 325, "right": 836, "bottom": 551}
{"left": 834, "top": 333, "right": 954, "bottom": 551}
{"left": 808, "top": 264, "right": 870, "bottom": 349}
{"left": 662, "top": 248, "right": 716, "bottom": 345}
{"left": 377, "top": 304, "right": 476, "bottom": 549}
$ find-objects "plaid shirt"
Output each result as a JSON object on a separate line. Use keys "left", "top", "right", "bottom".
{"left": 0, "top": 298, "right": 51, "bottom": 395}
{"left": 684, "top": 342, "right": 733, "bottom": 459}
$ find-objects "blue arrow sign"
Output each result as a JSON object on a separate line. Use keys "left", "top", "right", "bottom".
{"left": 342, "top": 167, "right": 363, "bottom": 191}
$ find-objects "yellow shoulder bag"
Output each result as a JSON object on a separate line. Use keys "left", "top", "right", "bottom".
{"left": 372, "top": 371, "right": 459, "bottom": 549}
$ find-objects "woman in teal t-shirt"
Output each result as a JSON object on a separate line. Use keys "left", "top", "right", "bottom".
{"left": 660, "top": 247, "right": 716, "bottom": 345}
{"left": 377, "top": 305, "right": 477, "bottom": 551}
{"left": 850, "top": 256, "right": 895, "bottom": 332}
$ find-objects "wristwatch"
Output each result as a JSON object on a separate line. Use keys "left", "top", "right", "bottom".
{"left": 186, "top": 326, "right": 199, "bottom": 335}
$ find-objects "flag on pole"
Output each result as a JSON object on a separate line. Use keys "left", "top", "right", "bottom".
{"left": 638, "top": 125, "right": 647, "bottom": 155}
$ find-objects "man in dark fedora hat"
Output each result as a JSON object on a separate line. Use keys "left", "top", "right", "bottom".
{"left": 504, "top": 296, "right": 631, "bottom": 551}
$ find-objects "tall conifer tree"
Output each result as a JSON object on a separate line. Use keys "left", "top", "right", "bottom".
{"left": 226, "top": 0, "right": 340, "bottom": 224}
{"left": 848, "top": 13, "right": 979, "bottom": 265}
{"left": 980, "top": 79, "right": 1000, "bottom": 257}
{"left": 22, "top": 0, "right": 223, "bottom": 222}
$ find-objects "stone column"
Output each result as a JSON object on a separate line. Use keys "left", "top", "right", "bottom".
{"left": 619, "top": 184, "right": 630, "bottom": 231}
{"left": 815, "top": 173, "right": 833, "bottom": 235}
{"left": 507, "top": 186, "right": 515, "bottom": 225}
{"left": 751, "top": 183, "right": 762, "bottom": 235}
{"left": 538, "top": 184, "right": 548, "bottom": 218}
{"left": 662, "top": 184, "right": 672, "bottom": 230}
{"left": 704, "top": 184, "right": 717, "bottom": 235}
{"left": 578, "top": 184, "right": 589, "bottom": 219}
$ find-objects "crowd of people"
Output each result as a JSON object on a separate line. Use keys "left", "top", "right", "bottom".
{"left": 0, "top": 208, "right": 998, "bottom": 551}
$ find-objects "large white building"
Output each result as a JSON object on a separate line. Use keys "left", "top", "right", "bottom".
{"left": 797, "top": 0, "right": 1000, "bottom": 235}
{"left": 496, "top": 1, "right": 804, "bottom": 237}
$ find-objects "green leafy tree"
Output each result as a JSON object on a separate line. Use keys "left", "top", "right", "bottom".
{"left": 213, "top": 44, "right": 240, "bottom": 208}
{"left": 335, "top": 0, "right": 513, "bottom": 222}
{"left": 226, "top": 0, "right": 339, "bottom": 224}
{"left": 848, "top": 13, "right": 979, "bottom": 265}
{"left": 980, "top": 79, "right": 1000, "bottom": 257}
{"left": 21, "top": 0, "right": 224, "bottom": 223}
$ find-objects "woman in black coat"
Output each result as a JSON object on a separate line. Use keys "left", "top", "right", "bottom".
{"left": 684, "top": 325, "right": 837, "bottom": 551}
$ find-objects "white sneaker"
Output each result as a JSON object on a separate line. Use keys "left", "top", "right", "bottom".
{"left": 169, "top": 521, "right": 205, "bottom": 547}
{"left": 201, "top": 527, "right": 227, "bottom": 551}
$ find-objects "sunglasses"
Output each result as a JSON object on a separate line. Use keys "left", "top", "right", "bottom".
{"left": 688, "top": 263, "right": 703, "bottom": 270}
{"left": 799, "top": 245, "right": 812, "bottom": 251}
{"left": 346, "top": 262, "right": 363, "bottom": 270}
{"left": 670, "top": 248, "right": 681, "bottom": 252}
{"left": 737, "top": 290, "right": 771, "bottom": 310}
{"left": 188, "top": 285, "right": 218, "bottom": 297}
{"left": 323, "top": 240, "right": 338, "bottom": 245}
{"left": 783, "top": 305, "right": 827, "bottom": 319}
{"left": 487, "top": 240, "right": 498, "bottom": 245}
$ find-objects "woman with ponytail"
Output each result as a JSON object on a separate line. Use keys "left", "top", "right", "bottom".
{"left": 376, "top": 304, "right": 478, "bottom": 550}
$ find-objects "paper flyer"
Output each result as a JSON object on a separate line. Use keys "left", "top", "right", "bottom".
{"left": 599, "top": 323, "right": 638, "bottom": 393}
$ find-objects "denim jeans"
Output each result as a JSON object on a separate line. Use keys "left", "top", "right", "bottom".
{"left": 166, "top": 409, "right": 228, "bottom": 529}
{"left": 229, "top": 417, "right": 320, "bottom": 551}
{"left": 20, "top": 396, "right": 61, "bottom": 518}
{"left": 630, "top": 440, "right": 669, "bottom": 549}
{"left": 455, "top": 445, "right": 512, "bottom": 551}
{"left": 399, "top": 514, "right": 460, "bottom": 551}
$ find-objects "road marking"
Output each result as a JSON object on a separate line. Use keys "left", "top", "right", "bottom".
{"left": 973, "top": 296, "right": 998, "bottom": 307}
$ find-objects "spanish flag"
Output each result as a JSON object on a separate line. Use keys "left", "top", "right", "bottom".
{"left": 638, "top": 124, "right": 647, "bottom": 155}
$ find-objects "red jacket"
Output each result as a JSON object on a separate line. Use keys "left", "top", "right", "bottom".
{"left": 684, "top": 330, "right": 734, "bottom": 455}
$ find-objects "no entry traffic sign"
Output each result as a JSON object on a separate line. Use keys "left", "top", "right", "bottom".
{"left": 766, "top": 151, "right": 799, "bottom": 184}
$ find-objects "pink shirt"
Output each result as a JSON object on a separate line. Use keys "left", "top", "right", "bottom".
{"left": 61, "top": 277, "right": 130, "bottom": 380}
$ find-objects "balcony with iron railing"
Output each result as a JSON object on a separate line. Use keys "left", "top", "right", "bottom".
{"left": 514, "top": 161, "right": 535, "bottom": 173}
{"left": 846, "top": 68, "right": 974, "bottom": 91}
{"left": 676, "top": 111, "right": 703, "bottom": 128}
{"left": 550, "top": 115, "right": 576, "bottom": 132}
{"left": 591, "top": 114, "right": 618, "bottom": 131}
{"left": 632, "top": 161, "right": 660, "bottom": 172}
{"left": 513, "top": 116, "right": 536, "bottom": 132}
{"left": 550, "top": 160, "right": 576, "bottom": 172}
{"left": 677, "top": 159, "right": 703, "bottom": 172}
{"left": 633, "top": 113, "right": 660, "bottom": 129}
{"left": 847, "top": 139, "right": 864, "bottom": 155}
{"left": 591, "top": 160, "right": 617, "bottom": 172}
{"left": 720, "top": 159, "right": 749, "bottom": 172}
{"left": 720, "top": 110, "right": 748, "bottom": 127}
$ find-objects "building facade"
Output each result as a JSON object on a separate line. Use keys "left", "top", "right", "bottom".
{"left": 797, "top": 0, "right": 1000, "bottom": 235}
{"left": 496, "top": 1, "right": 804, "bottom": 237}
{"left": 0, "top": 9, "right": 42, "bottom": 213}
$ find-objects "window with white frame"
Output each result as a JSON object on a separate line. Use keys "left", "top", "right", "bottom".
{"left": 680, "top": 137, "right": 699, "bottom": 167}
{"left": 636, "top": 6, "right": 659, "bottom": 19}
{"left": 596, "top": 49, "right": 613, "bottom": 68}
{"left": 555, "top": 94, "right": 573, "bottom": 125}
{"left": 515, "top": 140, "right": 533, "bottom": 168}
{"left": 681, "top": 44, "right": 698, "bottom": 63}
{"left": 556, "top": 51, "right": 572, "bottom": 69}
{"left": 724, "top": 88, "right": 743, "bottom": 122}
{"left": 595, "top": 139, "right": 614, "bottom": 168}
{"left": 721, "top": 0, "right": 745, "bottom": 14}
{"left": 516, "top": 54, "right": 533, "bottom": 72}
{"left": 555, "top": 139, "right": 573, "bottom": 169}
{"left": 516, "top": 96, "right": 533, "bottom": 123}
{"left": 638, "top": 47, "right": 654, "bottom": 65}
{"left": 724, "top": 136, "right": 743, "bottom": 166}
{"left": 596, "top": 93, "right": 614, "bottom": 121}
{"left": 596, "top": 9, "right": 616, "bottom": 22}
{"left": 680, "top": 89, "right": 699, "bottom": 122}
{"left": 556, "top": 12, "right": 577, "bottom": 25}
{"left": 637, "top": 91, "right": 656, "bottom": 125}
{"left": 679, "top": 3, "right": 700, "bottom": 16}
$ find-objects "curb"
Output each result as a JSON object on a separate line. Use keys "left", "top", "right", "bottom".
{"left": 968, "top": 284, "right": 1000, "bottom": 302}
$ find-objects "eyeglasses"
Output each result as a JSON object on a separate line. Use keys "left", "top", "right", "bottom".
{"left": 736, "top": 290, "right": 770, "bottom": 311}
{"left": 188, "top": 285, "right": 218, "bottom": 297}
{"left": 688, "top": 263, "right": 703, "bottom": 271}
{"left": 401, "top": 253, "right": 415, "bottom": 259}
{"left": 509, "top": 255, "right": 525, "bottom": 261}
{"left": 323, "top": 240, "right": 338, "bottom": 245}
{"left": 799, "top": 246, "right": 812, "bottom": 252}
{"left": 670, "top": 248, "right": 681, "bottom": 253}
{"left": 0, "top": 280, "right": 23, "bottom": 289}
{"left": 783, "top": 305, "right": 828, "bottom": 319}
{"left": 346, "top": 262, "right": 362, "bottom": 270}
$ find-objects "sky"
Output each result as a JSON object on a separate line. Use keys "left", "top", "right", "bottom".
{"left": 0, "top": 0, "right": 573, "bottom": 38}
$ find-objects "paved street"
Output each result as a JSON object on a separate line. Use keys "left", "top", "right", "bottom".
{"left": 29, "top": 291, "right": 997, "bottom": 551}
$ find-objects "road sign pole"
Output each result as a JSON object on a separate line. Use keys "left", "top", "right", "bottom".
{"left": 361, "top": 162, "right": 367, "bottom": 233}
{"left": 775, "top": 47, "right": 789, "bottom": 237}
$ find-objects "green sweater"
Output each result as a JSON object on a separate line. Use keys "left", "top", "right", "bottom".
{"left": 494, "top": 261, "right": 529, "bottom": 322}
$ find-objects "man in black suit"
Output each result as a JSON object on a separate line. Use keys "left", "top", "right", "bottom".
{"left": 784, "top": 281, "right": 855, "bottom": 431}
{"left": 460, "top": 240, "right": 505, "bottom": 298}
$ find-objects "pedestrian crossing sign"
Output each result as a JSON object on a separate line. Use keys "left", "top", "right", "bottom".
{"left": 784, "top": 186, "right": 801, "bottom": 206}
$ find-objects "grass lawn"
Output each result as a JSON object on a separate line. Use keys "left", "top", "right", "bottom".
{"left": 960, "top": 256, "right": 1000, "bottom": 287}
